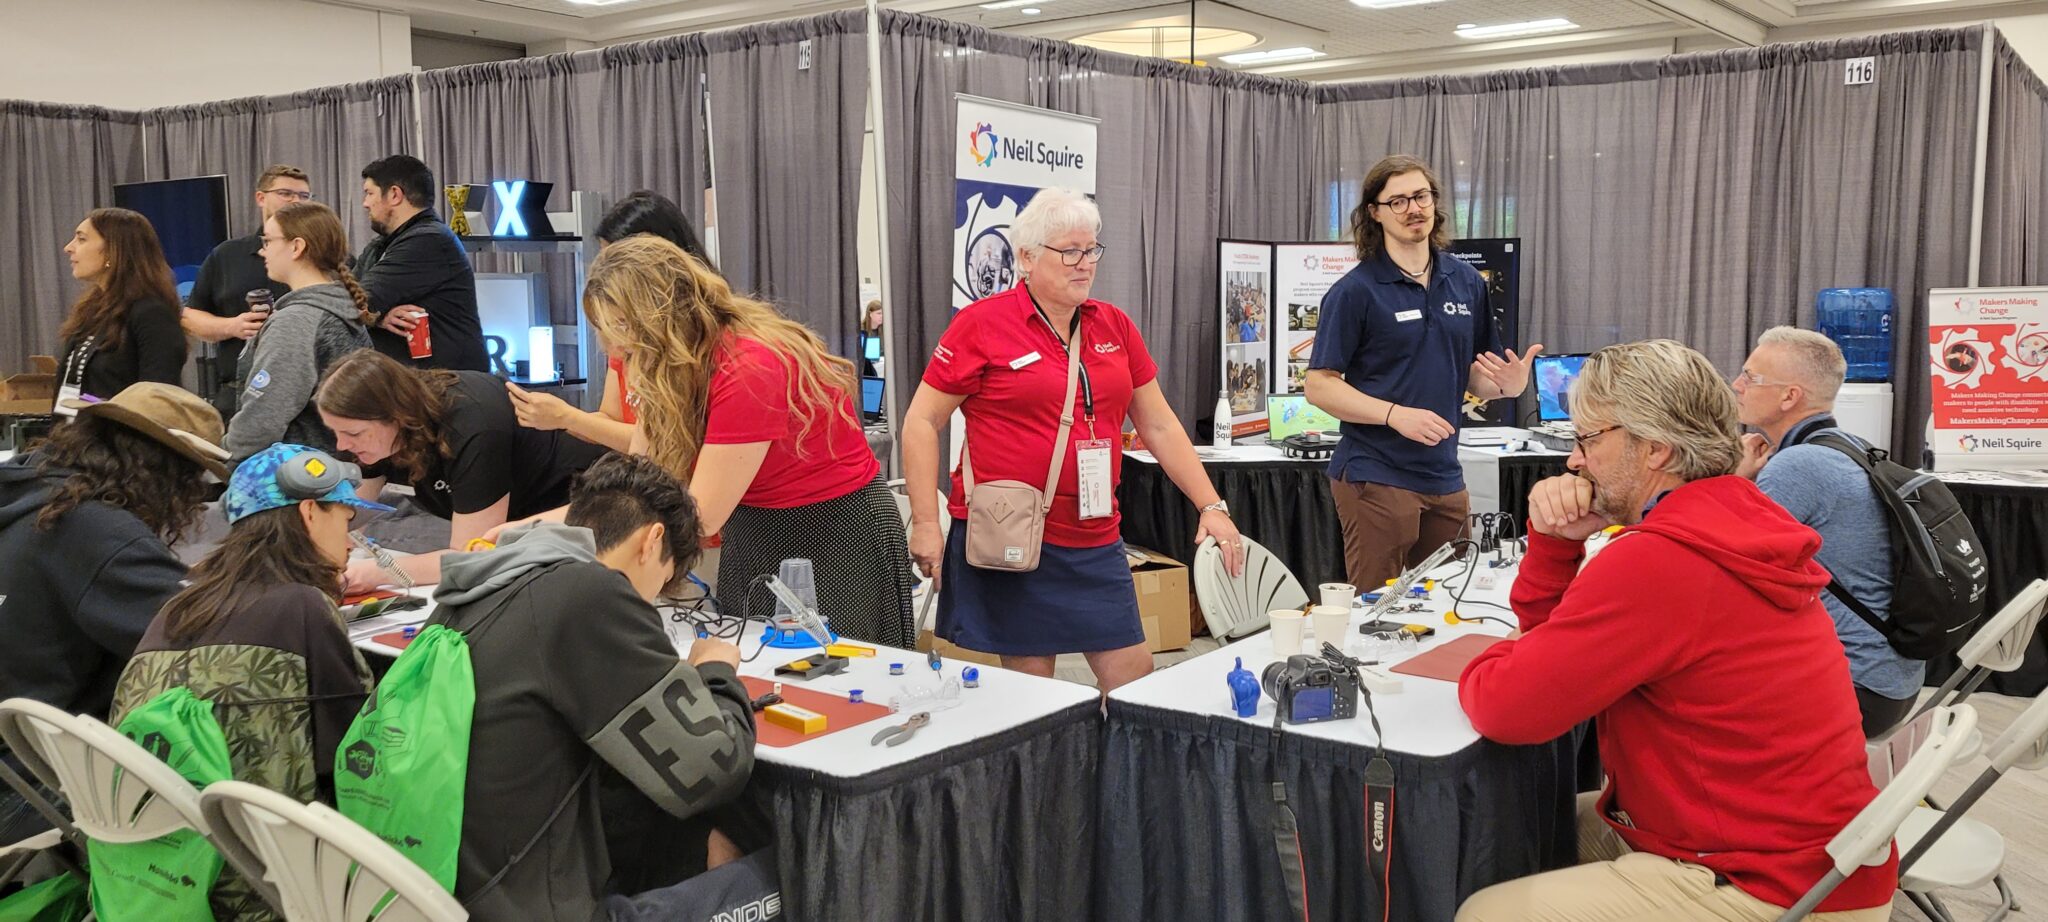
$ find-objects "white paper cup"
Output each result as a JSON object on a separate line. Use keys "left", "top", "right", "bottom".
{"left": 1319, "top": 582, "right": 1356, "bottom": 609}
{"left": 1310, "top": 605, "right": 1350, "bottom": 649}
{"left": 1269, "top": 609, "right": 1307, "bottom": 656}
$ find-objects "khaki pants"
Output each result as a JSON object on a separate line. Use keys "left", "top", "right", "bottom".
{"left": 1455, "top": 793, "right": 1892, "bottom": 922}
{"left": 1328, "top": 479, "right": 1469, "bottom": 589}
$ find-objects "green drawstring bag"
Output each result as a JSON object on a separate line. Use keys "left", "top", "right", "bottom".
{"left": 86, "top": 687, "right": 233, "bottom": 921}
{"left": 334, "top": 624, "right": 475, "bottom": 892}
{"left": 0, "top": 871, "right": 90, "bottom": 922}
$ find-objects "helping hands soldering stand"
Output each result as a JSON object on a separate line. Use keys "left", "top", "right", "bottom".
{"left": 763, "top": 574, "right": 850, "bottom": 680}
{"left": 1362, "top": 541, "right": 1457, "bottom": 625}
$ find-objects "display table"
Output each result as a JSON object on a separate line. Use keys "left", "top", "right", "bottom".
{"left": 1097, "top": 561, "right": 1584, "bottom": 922}
{"left": 1118, "top": 441, "right": 1568, "bottom": 586}
{"left": 354, "top": 596, "right": 1102, "bottom": 922}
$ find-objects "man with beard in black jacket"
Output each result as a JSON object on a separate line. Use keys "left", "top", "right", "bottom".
{"left": 355, "top": 155, "right": 488, "bottom": 372}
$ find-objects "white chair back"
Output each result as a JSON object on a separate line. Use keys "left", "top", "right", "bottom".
{"left": 1867, "top": 705, "right": 1940, "bottom": 789}
{"left": 0, "top": 697, "right": 208, "bottom": 845}
{"left": 1826, "top": 704, "right": 1979, "bottom": 875}
{"left": 1957, "top": 578, "right": 2048, "bottom": 674}
{"left": 200, "top": 780, "right": 467, "bottom": 922}
{"left": 1985, "top": 688, "right": 2048, "bottom": 774}
{"left": 1193, "top": 536, "right": 1309, "bottom": 641}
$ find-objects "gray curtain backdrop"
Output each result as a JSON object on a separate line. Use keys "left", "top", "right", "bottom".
{"left": 703, "top": 11, "right": 870, "bottom": 352}
{"left": 1315, "top": 29, "right": 1984, "bottom": 459}
{"left": 0, "top": 102, "right": 146, "bottom": 371}
{"left": 141, "top": 75, "right": 418, "bottom": 248}
{"left": 1981, "top": 33, "right": 2048, "bottom": 288}
{"left": 874, "top": 10, "right": 1319, "bottom": 428}
{"left": 601, "top": 35, "right": 713, "bottom": 240}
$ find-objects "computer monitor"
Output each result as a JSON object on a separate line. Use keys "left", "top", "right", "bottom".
{"left": 862, "top": 333, "right": 883, "bottom": 362}
{"left": 1266, "top": 394, "right": 1340, "bottom": 440}
{"left": 112, "top": 175, "right": 230, "bottom": 287}
{"left": 1534, "top": 354, "right": 1589, "bottom": 422}
{"left": 860, "top": 375, "right": 885, "bottom": 419}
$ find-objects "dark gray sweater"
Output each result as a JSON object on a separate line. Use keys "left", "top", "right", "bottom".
{"left": 223, "top": 282, "right": 372, "bottom": 460}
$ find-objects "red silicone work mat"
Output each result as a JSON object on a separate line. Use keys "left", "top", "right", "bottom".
{"left": 370, "top": 630, "right": 418, "bottom": 650}
{"left": 741, "top": 676, "right": 894, "bottom": 748}
{"left": 1389, "top": 634, "right": 1505, "bottom": 682}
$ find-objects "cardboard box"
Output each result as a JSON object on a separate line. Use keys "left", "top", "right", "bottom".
{"left": 0, "top": 357, "right": 56, "bottom": 416}
{"left": 1127, "top": 545, "right": 1192, "bottom": 653}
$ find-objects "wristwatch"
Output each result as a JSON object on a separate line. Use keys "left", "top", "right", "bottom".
{"left": 1200, "top": 500, "right": 1231, "bottom": 517}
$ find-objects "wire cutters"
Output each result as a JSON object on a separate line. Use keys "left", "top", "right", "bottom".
{"left": 871, "top": 712, "right": 930, "bottom": 747}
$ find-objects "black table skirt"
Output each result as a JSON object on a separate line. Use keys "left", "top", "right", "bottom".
{"left": 1117, "top": 455, "right": 1571, "bottom": 589}
{"left": 1095, "top": 701, "right": 1586, "bottom": 922}
{"left": 1933, "top": 482, "right": 2048, "bottom": 696}
{"left": 745, "top": 700, "right": 1100, "bottom": 922}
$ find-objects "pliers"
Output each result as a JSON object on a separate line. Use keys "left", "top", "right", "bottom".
{"left": 871, "top": 712, "right": 930, "bottom": 746}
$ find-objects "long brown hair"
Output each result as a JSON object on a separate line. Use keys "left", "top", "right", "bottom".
{"left": 1348, "top": 155, "right": 1454, "bottom": 264}
{"left": 58, "top": 208, "right": 183, "bottom": 353}
{"left": 157, "top": 504, "right": 342, "bottom": 642}
{"left": 582, "top": 236, "right": 857, "bottom": 476}
{"left": 313, "top": 349, "right": 458, "bottom": 483}
{"left": 272, "top": 202, "right": 374, "bottom": 325}
{"left": 34, "top": 416, "right": 210, "bottom": 545}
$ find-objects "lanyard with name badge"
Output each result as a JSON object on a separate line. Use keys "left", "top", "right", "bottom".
{"left": 53, "top": 335, "right": 95, "bottom": 418}
{"left": 1029, "top": 293, "right": 1115, "bottom": 520}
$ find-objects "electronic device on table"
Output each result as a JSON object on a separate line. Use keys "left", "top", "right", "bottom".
{"left": 1362, "top": 541, "right": 1457, "bottom": 624}
{"left": 1262, "top": 649, "right": 1359, "bottom": 724}
{"left": 860, "top": 375, "right": 885, "bottom": 423}
{"left": 1529, "top": 353, "right": 1588, "bottom": 450}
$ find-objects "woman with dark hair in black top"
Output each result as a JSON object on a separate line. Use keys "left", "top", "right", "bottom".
{"left": 55, "top": 208, "right": 187, "bottom": 409}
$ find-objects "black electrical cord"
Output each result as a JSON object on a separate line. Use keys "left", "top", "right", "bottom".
{"left": 1442, "top": 538, "right": 1516, "bottom": 622}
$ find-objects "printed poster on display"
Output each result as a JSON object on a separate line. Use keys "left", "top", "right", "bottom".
{"left": 1272, "top": 243, "right": 1360, "bottom": 396}
{"left": 1928, "top": 287, "right": 2048, "bottom": 471}
{"left": 1218, "top": 240, "right": 1275, "bottom": 437}
{"left": 951, "top": 95, "right": 1099, "bottom": 311}
{"left": 1442, "top": 238, "right": 1521, "bottom": 424}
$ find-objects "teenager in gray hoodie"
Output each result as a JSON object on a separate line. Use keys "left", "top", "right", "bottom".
{"left": 223, "top": 202, "right": 373, "bottom": 461}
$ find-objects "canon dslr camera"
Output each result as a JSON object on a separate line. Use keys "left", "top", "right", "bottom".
{"left": 1261, "top": 652, "right": 1359, "bottom": 724}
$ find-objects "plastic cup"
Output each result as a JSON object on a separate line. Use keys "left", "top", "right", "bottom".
{"left": 1319, "top": 582, "right": 1356, "bottom": 609}
{"left": 1269, "top": 609, "right": 1307, "bottom": 656}
{"left": 1310, "top": 605, "right": 1350, "bottom": 650}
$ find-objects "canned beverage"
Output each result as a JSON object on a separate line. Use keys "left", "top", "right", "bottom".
{"left": 245, "top": 289, "right": 275, "bottom": 314}
{"left": 406, "top": 308, "right": 433, "bottom": 359}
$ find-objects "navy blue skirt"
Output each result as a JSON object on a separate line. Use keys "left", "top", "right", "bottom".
{"left": 935, "top": 527, "right": 1146, "bottom": 656}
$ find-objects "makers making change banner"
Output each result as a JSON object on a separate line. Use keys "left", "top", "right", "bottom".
{"left": 1929, "top": 286, "right": 2048, "bottom": 471}
{"left": 952, "top": 95, "right": 1099, "bottom": 310}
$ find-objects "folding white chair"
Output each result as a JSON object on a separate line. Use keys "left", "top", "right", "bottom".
{"left": 1193, "top": 535, "right": 1310, "bottom": 641}
{"left": 199, "top": 780, "right": 467, "bottom": 922}
{"left": 1774, "top": 704, "right": 1980, "bottom": 922}
{"left": 0, "top": 747, "right": 85, "bottom": 890}
{"left": 1911, "top": 579, "right": 2048, "bottom": 723}
{"left": 1888, "top": 689, "right": 2048, "bottom": 922}
{"left": 0, "top": 698, "right": 210, "bottom": 847}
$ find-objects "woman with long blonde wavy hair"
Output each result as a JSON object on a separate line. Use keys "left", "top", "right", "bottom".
{"left": 581, "top": 235, "right": 913, "bottom": 646}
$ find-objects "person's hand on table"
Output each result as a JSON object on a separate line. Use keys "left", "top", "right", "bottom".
{"left": 1388, "top": 405, "right": 1454, "bottom": 446}
{"left": 1733, "top": 432, "right": 1773, "bottom": 480}
{"left": 343, "top": 558, "right": 391, "bottom": 595}
{"left": 1526, "top": 474, "right": 1610, "bottom": 541}
{"left": 377, "top": 305, "right": 423, "bottom": 335}
{"left": 689, "top": 636, "right": 741, "bottom": 669}
{"left": 909, "top": 520, "right": 944, "bottom": 582}
{"left": 506, "top": 381, "right": 577, "bottom": 431}
{"left": 1197, "top": 509, "right": 1246, "bottom": 578}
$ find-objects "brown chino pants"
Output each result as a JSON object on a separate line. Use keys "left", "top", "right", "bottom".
{"left": 1328, "top": 479, "right": 1469, "bottom": 590}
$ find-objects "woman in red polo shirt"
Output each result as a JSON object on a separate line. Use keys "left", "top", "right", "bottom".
{"left": 902, "top": 189, "right": 1246, "bottom": 692}
{"left": 575, "top": 235, "right": 913, "bottom": 647}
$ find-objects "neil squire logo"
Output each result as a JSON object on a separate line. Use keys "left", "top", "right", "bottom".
{"left": 966, "top": 120, "right": 1086, "bottom": 172}
{"left": 967, "top": 122, "right": 998, "bottom": 167}
{"left": 1442, "top": 301, "right": 1471, "bottom": 316}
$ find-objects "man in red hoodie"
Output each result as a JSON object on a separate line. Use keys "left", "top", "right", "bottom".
{"left": 1455, "top": 340, "right": 1893, "bottom": 922}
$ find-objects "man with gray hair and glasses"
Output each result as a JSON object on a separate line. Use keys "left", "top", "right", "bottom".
{"left": 1456, "top": 340, "right": 1891, "bottom": 922}
{"left": 1732, "top": 326, "right": 1920, "bottom": 737}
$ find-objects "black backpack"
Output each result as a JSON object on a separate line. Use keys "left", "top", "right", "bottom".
{"left": 1810, "top": 433, "right": 1988, "bottom": 660}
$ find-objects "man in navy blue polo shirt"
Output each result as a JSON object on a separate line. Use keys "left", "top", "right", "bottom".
{"left": 1306, "top": 155, "right": 1541, "bottom": 589}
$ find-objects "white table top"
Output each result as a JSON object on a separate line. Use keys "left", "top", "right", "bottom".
{"left": 1109, "top": 557, "right": 1522, "bottom": 759}
{"left": 351, "top": 587, "right": 1097, "bottom": 779}
{"left": 1124, "top": 433, "right": 1565, "bottom": 467}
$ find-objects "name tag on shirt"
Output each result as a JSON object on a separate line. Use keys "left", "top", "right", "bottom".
{"left": 1010, "top": 351, "right": 1043, "bottom": 370}
{"left": 1075, "top": 439, "right": 1115, "bottom": 519}
{"left": 52, "top": 383, "right": 82, "bottom": 418}
{"left": 1394, "top": 309, "right": 1422, "bottom": 323}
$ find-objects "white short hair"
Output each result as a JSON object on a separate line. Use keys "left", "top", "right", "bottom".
{"left": 1757, "top": 326, "right": 1846, "bottom": 407}
{"left": 1010, "top": 188, "right": 1100, "bottom": 254}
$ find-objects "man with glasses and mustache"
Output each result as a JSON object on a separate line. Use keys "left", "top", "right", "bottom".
{"left": 185, "top": 163, "right": 312, "bottom": 414}
{"left": 1305, "top": 154, "right": 1542, "bottom": 589}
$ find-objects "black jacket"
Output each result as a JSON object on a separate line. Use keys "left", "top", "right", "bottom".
{"left": 59, "top": 296, "right": 187, "bottom": 402}
{"left": 355, "top": 210, "right": 488, "bottom": 372}
{"left": 0, "top": 460, "right": 187, "bottom": 719}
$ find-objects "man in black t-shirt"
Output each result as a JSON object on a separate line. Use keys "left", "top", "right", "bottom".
{"left": 184, "top": 164, "right": 311, "bottom": 414}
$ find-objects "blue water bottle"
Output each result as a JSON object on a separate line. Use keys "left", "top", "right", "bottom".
{"left": 1816, "top": 288, "right": 1893, "bottom": 383}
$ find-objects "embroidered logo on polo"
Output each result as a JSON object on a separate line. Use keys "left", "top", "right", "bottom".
{"left": 1441, "top": 301, "right": 1471, "bottom": 317}
{"left": 1093, "top": 342, "right": 1121, "bottom": 354}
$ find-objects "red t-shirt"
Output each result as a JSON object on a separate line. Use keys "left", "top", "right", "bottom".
{"left": 607, "top": 354, "right": 637, "bottom": 425}
{"left": 705, "top": 337, "right": 879, "bottom": 509}
{"left": 924, "top": 284, "right": 1158, "bottom": 547}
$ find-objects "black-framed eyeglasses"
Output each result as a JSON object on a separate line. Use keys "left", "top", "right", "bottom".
{"left": 1046, "top": 244, "right": 1107, "bottom": 267}
{"left": 259, "top": 234, "right": 287, "bottom": 247}
{"left": 261, "top": 188, "right": 314, "bottom": 201}
{"left": 1373, "top": 189, "right": 1436, "bottom": 214}
{"left": 1573, "top": 424, "right": 1625, "bottom": 452}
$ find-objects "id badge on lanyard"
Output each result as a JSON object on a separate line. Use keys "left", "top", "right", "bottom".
{"left": 1076, "top": 433, "right": 1114, "bottom": 520}
{"left": 53, "top": 336, "right": 94, "bottom": 418}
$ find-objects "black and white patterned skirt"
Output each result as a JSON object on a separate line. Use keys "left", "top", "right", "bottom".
{"left": 715, "top": 477, "right": 917, "bottom": 649}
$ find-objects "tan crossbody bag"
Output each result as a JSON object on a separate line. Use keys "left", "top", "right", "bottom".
{"left": 959, "top": 341, "right": 1083, "bottom": 572}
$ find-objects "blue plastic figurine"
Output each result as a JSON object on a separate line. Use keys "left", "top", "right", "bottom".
{"left": 1227, "top": 657, "right": 1260, "bottom": 718}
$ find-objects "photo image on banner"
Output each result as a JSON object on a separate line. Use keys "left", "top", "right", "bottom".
{"left": 1273, "top": 244, "right": 1359, "bottom": 395}
{"left": 1226, "top": 344, "right": 1268, "bottom": 416}
{"left": 952, "top": 96, "right": 1099, "bottom": 312}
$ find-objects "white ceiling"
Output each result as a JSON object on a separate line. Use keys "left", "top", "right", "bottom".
{"left": 339, "top": 0, "right": 2044, "bottom": 78}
